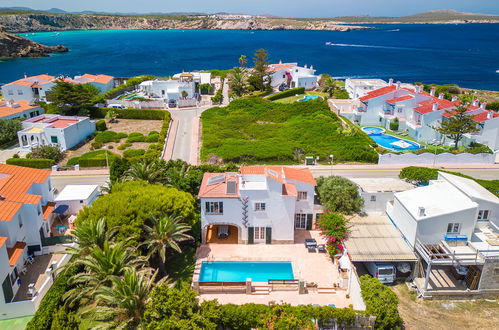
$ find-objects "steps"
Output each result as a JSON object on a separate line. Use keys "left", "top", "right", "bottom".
{"left": 317, "top": 287, "right": 337, "bottom": 294}
{"left": 252, "top": 285, "right": 270, "bottom": 295}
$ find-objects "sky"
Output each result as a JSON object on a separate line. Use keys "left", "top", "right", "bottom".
{"left": 0, "top": 0, "right": 498, "bottom": 17}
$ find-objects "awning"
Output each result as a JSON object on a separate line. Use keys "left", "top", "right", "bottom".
{"left": 42, "top": 202, "right": 56, "bottom": 220}
{"left": 53, "top": 205, "right": 69, "bottom": 214}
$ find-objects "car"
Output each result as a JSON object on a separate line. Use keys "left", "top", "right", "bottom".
{"left": 168, "top": 99, "right": 177, "bottom": 108}
{"left": 107, "top": 104, "right": 125, "bottom": 109}
{"left": 278, "top": 83, "right": 289, "bottom": 91}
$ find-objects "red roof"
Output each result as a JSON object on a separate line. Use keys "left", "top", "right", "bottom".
{"left": 267, "top": 63, "right": 298, "bottom": 73}
{"left": 359, "top": 85, "right": 397, "bottom": 102}
{"left": 198, "top": 173, "right": 240, "bottom": 198}
{"left": 415, "top": 98, "right": 454, "bottom": 114}
{"left": 282, "top": 183, "right": 298, "bottom": 197}
{"left": 241, "top": 166, "right": 316, "bottom": 185}
{"left": 386, "top": 95, "right": 414, "bottom": 104}
{"left": 7, "top": 241, "right": 26, "bottom": 266}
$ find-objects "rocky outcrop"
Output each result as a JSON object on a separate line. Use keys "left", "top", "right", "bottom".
{"left": 0, "top": 14, "right": 370, "bottom": 32}
{"left": 0, "top": 26, "right": 68, "bottom": 58}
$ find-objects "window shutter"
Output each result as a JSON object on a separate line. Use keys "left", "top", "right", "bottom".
{"left": 205, "top": 202, "right": 209, "bottom": 212}
{"left": 266, "top": 227, "right": 272, "bottom": 244}
{"left": 248, "top": 227, "right": 254, "bottom": 244}
{"left": 306, "top": 214, "right": 313, "bottom": 230}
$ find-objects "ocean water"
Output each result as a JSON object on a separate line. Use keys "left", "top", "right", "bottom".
{"left": 1, "top": 24, "right": 498, "bottom": 90}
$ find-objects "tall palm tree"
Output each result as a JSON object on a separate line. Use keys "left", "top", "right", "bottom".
{"left": 123, "top": 161, "right": 164, "bottom": 184}
{"left": 239, "top": 54, "right": 247, "bottom": 68}
{"left": 228, "top": 67, "right": 248, "bottom": 97}
{"left": 63, "top": 241, "right": 148, "bottom": 307}
{"left": 141, "top": 214, "right": 193, "bottom": 277}
{"left": 79, "top": 269, "right": 160, "bottom": 329}
{"left": 321, "top": 77, "right": 338, "bottom": 98}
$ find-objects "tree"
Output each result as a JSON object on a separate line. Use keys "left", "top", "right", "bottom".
{"left": 45, "top": 80, "right": 100, "bottom": 116}
{"left": 321, "top": 76, "right": 338, "bottom": 98}
{"left": 316, "top": 212, "right": 349, "bottom": 255}
{"left": 142, "top": 214, "right": 193, "bottom": 277}
{"left": 434, "top": 104, "right": 479, "bottom": 148}
{"left": 239, "top": 54, "right": 247, "bottom": 68}
{"left": 181, "top": 90, "right": 189, "bottom": 98}
{"left": 399, "top": 166, "right": 438, "bottom": 185}
{"left": 0, "top": 119, "right": 22, "bottom": 145}
{"left": 124, "top": 160, "right": 164, "bottom": 184}
{"left": 249, "top": 48, "right": 270, "bottom": 91}
{"left": 316, "top": 176, "right": 363, "bottom": 214}
{"left": 28, "top": 145, "right": 64, "bottom": 163}
{"left": 228, "top": 67, "right": 249, "bottom": 97}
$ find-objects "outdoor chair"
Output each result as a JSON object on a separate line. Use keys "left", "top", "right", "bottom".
{"left": 307, "top": 245, "right": 316, "bottom": 253}
{"left": 317, "top": 244, "right": 327, "bottom": 253}
{"left": 304, "top": 238, "right": 317, "bottom": 248}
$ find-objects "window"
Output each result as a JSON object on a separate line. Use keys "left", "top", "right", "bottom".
{"left": 295, "top": 213, "right": 307, "bottom": 229}
{"left": 50, "top": 136, "right": 58, "bottom": 143}
{"left": 478, "top": 210, "right": 490, "bottom": 220}
{"left": 17, "top": 90, "right": 23, "bottom": 95}
{"left": 282, "top": 74, "right": 286, "bottom": 78}
{"left": 19, "top": 214, "right": 23, "bottom": 228}
{"left": 205, "top": 202, "right": 223, "bottom": 214}
{"left": 37, "top": 205, "right": 41, "bottom": 216}
{"left": 370, "top": 195, "right": 376, "bottom": 202}
{"left": 446, "top": 223, "right": 461, "bottom": 234}
{"left": 254, "top": 227, "right": 266, "bottom": 240}
{"left": 7, "top": 90, "right": 13, "bottom": 95}
{"left": 397, "top": 107, "right": 403, "bottom": 113}
{"left": 297, "top": 191, "right": 307, "bottom": 200}
{"left": 80, "top": 200, "right": 84, "bottom": 203}
{"left": 254, "top": 203, "right": 266, "bottom": 211}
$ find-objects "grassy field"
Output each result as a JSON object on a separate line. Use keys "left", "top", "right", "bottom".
{"left": 201, "top": 97, "right": 378, "bottom": 164}
{"left": 393, "top": 284, "right": 499, "bottom": 330}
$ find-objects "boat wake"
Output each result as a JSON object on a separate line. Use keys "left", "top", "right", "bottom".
{"left": 325, "top": 42, "right": 415, "bottom": 51}
{"left": 387, "top": 29, "right": 400, "bottom": 32}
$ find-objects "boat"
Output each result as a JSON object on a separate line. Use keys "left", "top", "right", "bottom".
{"left": 325, "top": 41, "right": 332, "bottom": 45}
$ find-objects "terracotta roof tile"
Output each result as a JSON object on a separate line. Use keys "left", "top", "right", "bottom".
{"left": 0, "top": 100, "right": 41, "bottom": 119}
{"left": 267, "top": 63, "right": 298, "bottom": 73}
{"left": 282, "top": 183, "right": 298, "bottom": 197}
{"left": 4, "top": 74, "right": 55, "bottom": 87}
{"left": 0, "top": 237, "right": 7, "bottom": 249}
{"left": 415, "top": 98, "right": 454, "bottom": 114}
{"left": 7, "top": 241, "right": 26, "bottom": 266}
{"left": 359, "top": 85, "right": 397, "bottom": 102}
{"left": 42, "top": 202, "right": 56, "bottom": 220}
{"left": 198, "top": 173, "right": 240, "bottom": 198}
{"left": 386, "top": 95, "right": 414, "bottom": 104}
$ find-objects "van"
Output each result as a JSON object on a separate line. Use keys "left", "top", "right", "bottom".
{"left": 365, "top": 262, "right": 396, "bottom": 284}
{"left": 107, "top": 104, "right": 125, "bottom": 109}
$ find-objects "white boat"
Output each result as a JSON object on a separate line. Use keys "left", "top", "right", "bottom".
{"left": 325, "top": 41, "right": 332, "bottom": 45}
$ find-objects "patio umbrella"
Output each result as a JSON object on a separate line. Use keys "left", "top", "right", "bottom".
{"left": 53, "top": 205, "right": 69, "bottom": 224}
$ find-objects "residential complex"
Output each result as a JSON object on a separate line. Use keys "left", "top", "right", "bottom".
{"left": 0, "top": 100, "right": 44, "bottom": 120}
{"left": 18, "top": 114, "right": 96, "bottom": 151}
{"left": 66, "top": 74, "right": 115, "bottom": 93}
{"left": 199, "top": 166, "right": 319, "bottom": 244}
{"left": 267, "top": 61, "right": 319, "bottom": 90}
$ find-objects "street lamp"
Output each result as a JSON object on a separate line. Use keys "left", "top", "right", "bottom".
{"left": 103, "top": 146, "right": 109, "bottom": 168}
{"left": 329, "top": 154, "right": 334, "bottom": 176}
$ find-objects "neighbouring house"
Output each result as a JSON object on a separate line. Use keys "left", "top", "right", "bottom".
{"left": 345, "top": 79, "right": 388, "bottom": 99}
{"left": 172, "top": 71, "right": 212, "bottom": 85}
{"left": 267, "top": 61, "right": 319, "bottom": 90}
{"left": 18, "top": 114, "right": 96, "bottom": 151}
{"left": 386, "top": 172, "right": 499, "bottom": 298}
{"left": 0, "top": 100, "right": 44, "bottom": 120}
{"left": 138, "top": 79, "right": 197, "bottom": 101}
{"left": 349, "top": 178, "right": 414, "bottom": 214}
{"left": 1, "top": 74, "right": 56, "bottom": 102}
{"left": 54, "top": 185, "right": 100, "bottom": 215}
{"left": 67, "top": 74, "right": 115, "bottom": 93}
{"left": 199, "top": 166, "right": 318, "bottom": 244}
{"left": 0, "top": 164, "right": 71, "bottom": 319}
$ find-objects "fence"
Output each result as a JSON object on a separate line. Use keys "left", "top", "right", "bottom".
{"left": 378, "top": 152, "right": 496, "bottom": 165}
{"left": 197, "top": 282, "right": 246, "bottom": 294}
{"left": 106, "top": 99, "right": 166, "bottom": 109}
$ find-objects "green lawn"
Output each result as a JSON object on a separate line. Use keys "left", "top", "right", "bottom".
{"left": 0, "top": 316, "right": 32, "bottom": 330}
{"left": 201, "top": 97, "right": 378, "bottom": 164}
{"left": 274, "top": 90, "right": 347, "bottom": 104}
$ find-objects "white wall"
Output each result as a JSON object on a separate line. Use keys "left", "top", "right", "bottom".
{"left": 387, "top": 197, "right": 419, "bottom": 247}
{"left": 417, "top": 207, "right": 478, "bottom": 244}
{"left": 361, "top": 191, "right": 395, "bottom": 213}
{"left": 378, "top": 152, "right": 496, "bottom": 165}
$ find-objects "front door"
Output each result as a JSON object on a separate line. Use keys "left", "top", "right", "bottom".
{"left": 254, "top": 227, "right": 266, "bottom": 243}
{"left": 295, "top": 214, "right": 307, "bottom": 229}
{"left": 2, "top": 274, "right": 13, "bottom": 303}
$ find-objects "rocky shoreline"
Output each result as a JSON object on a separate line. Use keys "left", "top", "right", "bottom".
{"left": 0, "top": 26, "right": 68, "bottom": 58}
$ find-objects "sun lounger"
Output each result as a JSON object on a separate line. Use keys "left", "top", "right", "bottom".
{"left": 304, "top": 238, "right": 317, "bottom": 248}
{"left": 317, "top": 244, "right": 327, "bottom": 253}
{"left": 217, "top": 225, "right": 229, "bottom": 239}
{"left": 307, "top": 245, "right": 316, "bottom": 253}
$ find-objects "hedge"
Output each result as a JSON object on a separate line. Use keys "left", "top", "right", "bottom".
{"left": 123, "top": 148, "right": 146, "bottom": 158}
{"left": 90, "top": 108, "right": 168, "bottom": 120}
{"left": 96, "top": 119, "right": 107, "bottom": 131}
{"left": 6, "top": 158, "right": 54, "bottom": 169}
{"left": 266, "top": 87, "right": 306, "bottom": 101}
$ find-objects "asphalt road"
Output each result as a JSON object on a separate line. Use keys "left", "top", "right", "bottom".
{"left": 169, "top": 106, "right": 209, "bottom": 163}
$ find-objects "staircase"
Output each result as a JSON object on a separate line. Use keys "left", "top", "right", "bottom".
{"left": 252, "top": 285, "right": 270, "bottom": 295}
{"left": 241, "top": 196, "right": 249, "bottom": 228}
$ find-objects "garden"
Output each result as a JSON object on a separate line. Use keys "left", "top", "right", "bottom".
{"left": 201, "top": 97, "right": 378, "bottom": 164}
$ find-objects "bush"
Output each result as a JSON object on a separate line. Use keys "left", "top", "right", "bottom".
{"left": 486, "top": 101, "right": 499, "bottom": 111}
{"left": 399, "top": 166, "right": 438, "bottom": 185}
{"left": 28, "top": 145, "right": 64, "bottom": 163}
{"left": 117, "top": 142, "right": 132, "bottom": 150}
{"left": 211, "top": 88, "right": 223, "bottom": 104}
{"left": 126, "top": 132, "right": 146, "bottom": 143}
{"left": 6, "top": 158, "right": 54, "bottom": 169}
{"left": 123, "top": 148, "right": 146, "bottom": 158}
{"left": 316, "top": 176, "right": 364, "bottom": 214}
{"left": 316, "top": 212, "right": 349, "bottom": 255}
{"left": 0, "top": 119, "right": 23, "bottom": 145}
{"left": 67, "top": 150, "right": 119, "bottom": 167}
{"left": 360, "top": 275, "right": 402, "bottom": 330}
{"left": 389, "top": 118, "right": 399, "bottom": 131}
{"left": 145, "top": 134, "right": 159, "bottom": 142}
{"left": 91, "top": 141, "right": 102, "bottom": 150}
{"left": 267, "top": 87, "right": 306, "bottom": 101}
{"left": 96, "top": 119, "right": 107, "bottom": 131}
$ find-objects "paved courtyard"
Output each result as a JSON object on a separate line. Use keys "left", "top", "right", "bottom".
{"left": 195, "top": 230, "right": 353, "bottom": 308}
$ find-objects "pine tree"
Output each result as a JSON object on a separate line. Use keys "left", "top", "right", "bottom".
{"left": 434, "top": 104, "right": 479, "bottom": 148}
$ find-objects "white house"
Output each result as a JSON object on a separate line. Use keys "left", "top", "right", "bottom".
{"left": 54, "top": 185, "right": 100, "bottom": 215}
{"left": 345, "top": 79, "right": 388, "bottom": 99}
{"left": 198, "top": 166, "right": 317, "bottom": 244}
{"left": 267, "top": 61, "right": 319, "bottom": 90}
{"left": 386, "top": 172, "right": 499, "bottom": 296}
{"left": 0, "top": 100, "right": 44, "bottom": 120}
{"left": 18, "top": 114, "right": 96, "bottom": 151}
{"left": 138, "top": 79, "right": 196, "bottom": 101}
{"left": 68, "top": 74, "right": 115, "bottom": 93}
{"left": 172, "top": 72, "right": 212, "bottom": 85}
{"left": 0, "top": 164, "right": 71, "bottom": 319}
{"left": 1, "top": 75, "right": 56, "bottom": 102}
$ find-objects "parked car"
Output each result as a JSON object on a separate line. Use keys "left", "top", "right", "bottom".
{"left": 278, "top": 83, "right": 289, "bottom": 91}
{"left": 107, "top": 104, "right": 125, "bottom": 109}
{"left": 168, "top": 99, "right": 177, "bottom": 108}
{"left": 365, "top": 262, "right": 396, "bottom": 284}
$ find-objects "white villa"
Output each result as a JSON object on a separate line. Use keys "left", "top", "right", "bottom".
{"left": 387, "top": 172, "right": 499, "bottom": 297}
{"left": 267, "top": 61, "right": 319, "bottom": 90}
{"left": 198, "top": 166, "right": 318, "bottom": 244}
{"left": 66, "top": 74, "right": 115, "bottom": 93}
{"left": 18, "top": 114, "right": 96, "bottom": 151}
{"left": 345, "top": 79, "right": 388, "bottom": 99}
{"left": 340, "top": 79, "right": 499, "bottom": 150}
{"left": 138, "top": 79, "right": 196, "bottom": 100}
{"left": 1, "top": 75, "right": 56, "bottom": 102}
{"left": 0, "top": 100, "right": 44, "bottom": 120}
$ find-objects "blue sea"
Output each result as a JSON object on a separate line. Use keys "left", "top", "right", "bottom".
{"left": 1, "top": 24, "right": 498, "bottom": 90}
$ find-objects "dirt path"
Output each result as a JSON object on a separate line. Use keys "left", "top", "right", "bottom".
{"left": 393, "top": 284, "right": 499, "bottom": 330}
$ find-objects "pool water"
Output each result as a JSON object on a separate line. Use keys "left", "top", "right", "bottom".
{"left": 298, "top": 95, "right": 321, "bottom": 102}
{"left": 199, "top": 261, "right": 294, "bottom": 282}
{"left": 362, "top": 126, "right": 421, "bottom": 151}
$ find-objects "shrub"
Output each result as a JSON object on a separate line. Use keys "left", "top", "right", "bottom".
{"left": 316, "top": 212, "right": 349, "bottom": 255}
{"left": 0, "top": 119, "right": 23, "bottom": 145}
{"left": 211, "top": 88, "right": 223, "bottom": 104}
{"left": 145, "top": 134, "right": 159, "bottom": 142}
{"left": 96, "top": 119, "right": 107, "bottom": 131}
{"left": 148, "top": 130, "right": 159, "bottom": 136}
{"left": 360, "top": 275, "right": 402, "bottom": 330}
{"left": 126, "top": 132, "right": 146, "bottom": 143}
{"left": 67, "top": 150, "right": 119, "bottom": 167}
{"left": 389, "top": 118, "right": 399, "bottom": 131}
{"left": 399, "top": 166, "right": 438, "bottom": 185}
{"left": 28, "top": 145, "right": 64, "bottom": 163}
{"left": 316, "top": 176, "right": 364, "bottom": 214}
{"left": 91, "top": 141, "right": 102, "bottom": 150}
{"left": 267, "top": 87, "right": 306, "bottom": 101}
{"left": 6, "top": 158, "right": 54, "bottom": 169}
{"left": 123, "top": 148, "right": 146, "bottom": 158}
{"left": 486, "top": 101, "right": 499, "bottom": 111}
{"left": 117, "top": 142, "right": 132, "bottom": 150}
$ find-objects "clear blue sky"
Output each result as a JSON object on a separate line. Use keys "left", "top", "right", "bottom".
{"left": 0, "top": 0, "right": 498, "bottom": 17}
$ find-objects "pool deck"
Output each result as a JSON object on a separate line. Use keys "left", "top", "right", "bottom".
{"left": 195, "top": 230, "right": 353, "bottom": 308}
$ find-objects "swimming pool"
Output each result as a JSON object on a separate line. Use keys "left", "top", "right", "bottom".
{"left": 199, "top": 261, "right": 294, "bottom": 282}
{"left": 298, "top": 95, "right": 322, "bottom": 102}
{"left": 362, "top": 126, "right": 421, "bottom": 151}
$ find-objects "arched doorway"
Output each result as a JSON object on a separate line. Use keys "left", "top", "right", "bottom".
{"left": 205, "top": 224, "right": 239, "bottom": 244}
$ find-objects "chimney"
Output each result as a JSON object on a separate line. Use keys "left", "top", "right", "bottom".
{"left": 487, "top": 111, "right": 493, "bottom": 119}
{"left": 388, "top": 78, "right": 394, "bottom": 86}
{"left": 432, "top": 102, "right": 439, "bottom": 111}
{"left": 304, "top": 64, "right": 307, "bottom": 68}
{"left": 310, "top": 65, "right": 314, "bottom": 70}
{"left": 24, "top": 73, "right": 28, "bottom": 79}
{"left": 480, "top": 102, "right": 487, "bottom": 110}
{"left": 430, "top": 87, "right": 436, "bottom": 97}
{"left": 396, "top": 81, "right": 401, "bottom": 89}
{"left": 418, "top": 207, "right": 426, "bottom": 217}
{"left": 472, "top": 99, "right": 479, "bottom": 107}
{"left": 438, "top": 93, "right": 444, "bottom": 100}
{"left": 451, "top": 96, "right": 458, "bottom": 102}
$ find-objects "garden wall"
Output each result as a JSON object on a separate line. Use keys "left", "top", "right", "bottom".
{"left": 105, "top": 99, "right": 166, "bottom": 109}
{"left": 378, "top": 152, "right": 496, "bottom": 165}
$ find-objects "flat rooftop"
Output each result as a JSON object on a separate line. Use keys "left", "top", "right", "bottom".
{"left": 439, "top": 172, "right": 499, "bottom": 204}
{"left": 349, "top": 177, "right": 414, "bottom": 193}
{"left": 55, "top": 184, "right": 98, "bottom": 202}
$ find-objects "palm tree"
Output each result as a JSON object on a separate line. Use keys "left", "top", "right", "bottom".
{"left": 228, "top": 67, "right": 248, "bottom": 97}
{"left": 239, "top": 55, "right": 247, "bottom": 68}
{"left": 321, "top": 77, "right": 338, "bottom": 98}
{"left": 79, "top": 269, "right": 161, "bottom": 329}
{"left": 141, "top": 214, "right": 193, "bottom": 277}
{"left": 123, "top": 161, "right": 164, "bottom": 184}
{"left": 63, "top": 241, "right": 148, "bottom": 307}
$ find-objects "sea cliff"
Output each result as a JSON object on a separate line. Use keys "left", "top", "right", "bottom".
{"left": 0, "top": 26, "right": 67, "bottom": 58}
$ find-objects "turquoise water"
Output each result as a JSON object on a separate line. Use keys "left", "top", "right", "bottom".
{"left": 298, "top": 95, "right": 321, "bottom": 102}
{"left": 0, "top": 24, "right": 498, "bottom": 89}
{"left": 199, "top": 261, "right": 294, "bottom": 282}
{"left": 362, "top": 126, "right": 421, "bottom": 151}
